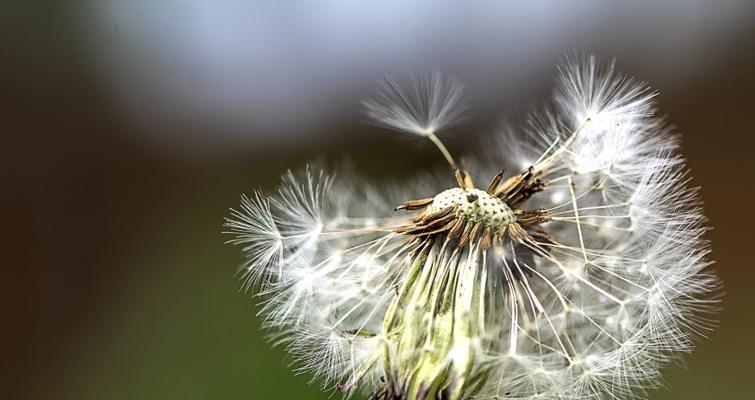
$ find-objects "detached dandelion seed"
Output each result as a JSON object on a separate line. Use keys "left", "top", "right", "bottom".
{"left": 225, "top": 55, "right": 720, "bottom": 400}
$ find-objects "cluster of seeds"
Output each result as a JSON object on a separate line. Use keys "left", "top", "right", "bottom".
{"left": 225, "top": 56, "right": 720, "bottom": 400}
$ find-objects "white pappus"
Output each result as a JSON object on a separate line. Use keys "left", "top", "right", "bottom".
{"left": 225, "top": 55, "right": 720, "bottom": 400}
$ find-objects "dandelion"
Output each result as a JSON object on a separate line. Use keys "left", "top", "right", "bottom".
{"left": 225, "top": 55, "right": 720, "bottom": 400}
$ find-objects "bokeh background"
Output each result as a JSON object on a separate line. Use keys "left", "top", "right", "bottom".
{"left": 4, "top": 1, "right": 755, "bottom": 399}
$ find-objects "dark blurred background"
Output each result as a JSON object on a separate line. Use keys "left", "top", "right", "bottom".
{"left": 3, "top": 2, "right": 754, "bottom": 399}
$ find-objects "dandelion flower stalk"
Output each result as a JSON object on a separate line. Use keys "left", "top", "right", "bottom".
{"left": 225, "top": 55, "right": 720, "bottom": 400}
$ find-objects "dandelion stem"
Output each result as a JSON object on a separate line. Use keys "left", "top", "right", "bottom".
{"left": 424, "top": 129, "right": 459, "bottom": 170}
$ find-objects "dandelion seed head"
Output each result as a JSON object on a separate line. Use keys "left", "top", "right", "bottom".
{"left": 226, "top": 55, "right": 720, "bottom": 400}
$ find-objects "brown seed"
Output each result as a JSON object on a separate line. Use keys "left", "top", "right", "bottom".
{"left": 486, "top": 170, "right": 505, "bottom": 194}
{"left": 395, "top": 197, "right": 434, "bottom": 211}
{"left": 480, "top": 227, "right": 492, "bottom": 250}
{"left": 457, "top": 222, "right": 474, "bottom": 248}
{"left": 508, "top": 223, "right": 529, "bottom": 241}
{"left": 454, "top": 169, "right": 467, "bottom": 189}
{"left": 415, "top": 219, "right": 458, "bottom": 237}
{"left": 463, "top": 171, "right": 476, "bottom": 189}
{"left": 468, "top": 222, "right": 482, "bottom": 244}
{"left": 448, "top": 218, "right": 466, "bottom": 239}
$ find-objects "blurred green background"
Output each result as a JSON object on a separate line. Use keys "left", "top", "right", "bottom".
{"left": 3, "top": 2, "right": 754, "bottom": 399}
